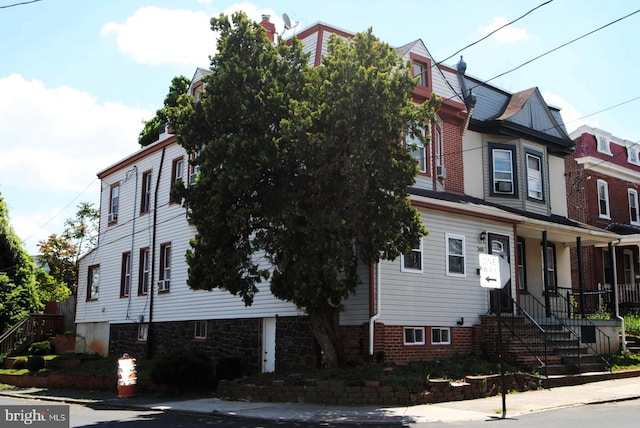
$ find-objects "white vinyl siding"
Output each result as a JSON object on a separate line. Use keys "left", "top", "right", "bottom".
{"left": 379, "top": 209, "right": 514, "bottom": 327}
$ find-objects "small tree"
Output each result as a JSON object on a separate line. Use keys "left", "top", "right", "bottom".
{"left": 0, "top": 191, "right": 42, "bottom": 331}
{"left": 37, "top": 202, "right": 98, "bottom": 295}
{"left": 170, "top": 12, "right": 440, "bottom": 368}
{"left": 139, "top": 75, "right": 190, "bottom": 147}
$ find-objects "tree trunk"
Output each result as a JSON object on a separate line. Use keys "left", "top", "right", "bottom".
{"left": 308, "top": 307, "right": 346, "bottom": 369}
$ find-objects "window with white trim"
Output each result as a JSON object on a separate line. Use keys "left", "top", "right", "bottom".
{"left": 404, "top": 327, "right": 425, "bottom": 345}
{"left": 431, "top": 327, "right": 451, "bottom": 345}
{"left": 109, "top": 184, "right": 119, "bottom": 224}
{"left": 629, "top": 189, "right": 639, "bottom": 225}
{"left": 137, "top": 324, "right": 148, "bottom": 342}
{"left": 628, "top": 146, "right": 640, "bottom": 166}
{"left": 598, "top": 180, "right": 610, "bottom": 219}
{"left": 596, "top": 135, "right": 612, "bottom": 155}
{"left": 492, "top": 148, "right": 515, "bottom": 195}
{"left": 517, "top": 238, "right": 527, "bottom": 291}
{"left": 407, "top": 128, "right": 426, "bottom": 173}
{"left": 194, "top": 320, "right": 207, "bottom": 339}
{"left": 141, "top": 170, "right": 152, "bottom": 214}
{"left": 541, "top": 243, "right": 557, "bottom": 293}
{"left": 120, "top": 252, "right": 131, "bottom": 297}
{"left": 138, "top": 248, "right": 150, "bottom": 295}
{"left": 87, "top": 265, "right": 100, "bottom": 300}
{"left": 159, "top": 243, "right": 171, "bottom": 292}
{"left": 526, "top": 151, "right": 543, "bottom": 200}
{"left": 401, "top": 239, "right": 423, "bottom": 272}
{"left": 446, "top": 233, "right": 465, "bottom": 276}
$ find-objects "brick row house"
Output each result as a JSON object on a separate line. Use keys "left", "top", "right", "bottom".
{"left": 566, "top": 125, "right": 640, "bottom": 316}
{"left": 75, "top": 17, "right": 621, "bottom": 376}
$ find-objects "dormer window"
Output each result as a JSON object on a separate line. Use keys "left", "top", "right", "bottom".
{"left": 489, "top": 144, "right": 518, "bottom": 197}
{"left": 596, "top": 135, "right": 612, "bottom": 155}
{"left": 410, "top": 53, "right": 432, "bottom": 100}
{"left": 525, "top": 149, "right": 544, "bottom": 201}
{"left": 628, "top": 146, "right": 640, "bottom": 166}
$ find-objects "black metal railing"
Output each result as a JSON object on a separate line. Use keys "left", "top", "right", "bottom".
{"left": 0, "top": 314, "right": 64, "bottom": 357}
{"left": 520, "top": 290, "right": 611, "bottom": 372}
{"left": 495, "top": 289, "right": 548, "bottom": 376}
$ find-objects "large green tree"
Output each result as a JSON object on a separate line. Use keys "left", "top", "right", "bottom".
{"left": 138, "top": 75, "right": 191, "bottom": 146}
{"left": 170, "top": 12, "right": 440, "bottom": 368}
{"left": 37, "top": 202, "right": 99, "bottom": 295}
{"left": 0, "top": 192, "right": 42, "bottom": 331}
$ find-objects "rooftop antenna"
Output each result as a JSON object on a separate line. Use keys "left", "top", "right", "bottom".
{"left": 282, "top": 13, "right": 298, "bottom": 32}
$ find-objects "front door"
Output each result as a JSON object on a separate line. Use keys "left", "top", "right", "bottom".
{"left": 262, "top": 317, "right": 276, "bottom": 373}
{"left": 489, "top": 233, "right": 512, "bottom": 313}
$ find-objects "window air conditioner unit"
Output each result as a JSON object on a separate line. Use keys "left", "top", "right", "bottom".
{"left": 157, "top": 280, "right": 170, "bottom": 292}
{"left": 436, "top": 165, "right": 447, "bottom": 179}
{"left": 108, "top": 212, "right": 118, "bottom": 222}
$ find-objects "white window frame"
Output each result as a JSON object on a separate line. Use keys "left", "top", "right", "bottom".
{"left": 627, "top": 146, "right": 640, "bottom": 166}
{"left": 403, "top": 327, "right": 425, "bottom": 345}
{"left": 492, "top": 149, "right": 515, "bottom": 195}
{"left": 401, "top": 239, "right": 423, "bottom": 273}
{"left": 598, "top": 179, "right": 610, "bottom": 219}
{"left": 109, "top": 184, "right": 119, "bottom": 223}
{"left": 446, "top": 233, "right": 466, "bottom": 276}
{"left": 407, "top": 129, "right": 426, "bottom": 173}
{"left": 137, "top": 324, "right": 148, "bottom": 342}
{"left": 431, "top": 327, "right": 451, "bottom": 345}
{"left": 121, "top": 252, "right": 131, "bottom": 297}
{"left": 526, "top": 152, "right": 543, "bottom": 200}
{"left": 139, "top": 248, "right": 150, "bottom": 295}
{"left": 88, "top": 265, "right": 100, "bottom": 300}
{"left": 629, "top": 189, "right": 639, "bottom": 225}
{"left": 596, "top": 135, "right": 612, "bottom": 155}
{"left": 194, "top": 320, "right": 207, "bottom": 339}
{"left": 623, "top": 249, "right": 635, "bottom": 285}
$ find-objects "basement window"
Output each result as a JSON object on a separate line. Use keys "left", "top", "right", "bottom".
{"left": 404, "top": 327, "right": 425, "bottom": 345}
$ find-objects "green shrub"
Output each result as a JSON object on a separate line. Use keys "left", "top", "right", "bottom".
{"left": 150, "top": 348, "right": 215, "bottom": 390}
{"left": 26, "top": 355, "right": 45, "bottom": 373}
{"left": 28, "top": 340, "right": 52, "bottom": 355}
{"left": 12, "top": 356, "right": 27, "bottom": 370}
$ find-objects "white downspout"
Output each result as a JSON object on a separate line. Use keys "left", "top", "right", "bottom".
{"left": 369, "top": 262, "right": 381, "bottom": 356}
{"left": 611, "top": 243, "right": 627, "bottom": 352}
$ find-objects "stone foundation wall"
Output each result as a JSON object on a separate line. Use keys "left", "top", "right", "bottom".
{"left": 217, "top": 373, "right": 540, "bottom": 406}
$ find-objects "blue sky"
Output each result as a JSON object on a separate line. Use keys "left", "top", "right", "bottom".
{"left": 1, "top": 0, "right": 639, "bottom": 254}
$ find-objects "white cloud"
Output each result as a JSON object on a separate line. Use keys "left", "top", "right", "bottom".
{"left": 0, "top": 74, "right": 150, "bottom": 193}
{"left": 101, "top": 4, "right": 282, "bottom": 67}
{"left": 478, "top": 17, "right": 529, "bottom": 43}
{"left": 543, "top": 92, "right": 600, "bottom": 134}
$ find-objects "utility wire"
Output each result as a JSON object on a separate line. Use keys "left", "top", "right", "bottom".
{"left": 483, "top": 8, "right": 640, "bottom": 86}
{"left": 436, "top": 0, "right": 554, "bottom": 66}
{"left": 0, "top": 0, "right": 42, "bottom": 9}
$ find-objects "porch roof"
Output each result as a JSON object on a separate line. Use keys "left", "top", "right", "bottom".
{"left": 410, "top": 189, "right": 619, "bottom": 246}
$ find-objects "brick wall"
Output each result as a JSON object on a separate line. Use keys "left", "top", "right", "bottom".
{"left": 371, "top": 324, "right": 477, "bottom": 363}
{"left": 442, "top": 121, "right": 465, "bottom": 194}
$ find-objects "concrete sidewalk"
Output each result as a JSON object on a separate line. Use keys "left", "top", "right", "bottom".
{"left": 1, "top": 372, "right": 639, "bottom": 424}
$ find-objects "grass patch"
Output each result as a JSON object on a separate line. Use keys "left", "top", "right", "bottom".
{"left": 611, "top": 351, "right": 640, "bottom": 371}
{"left": 625, "top": 313, "right": 640, "bottom": 336}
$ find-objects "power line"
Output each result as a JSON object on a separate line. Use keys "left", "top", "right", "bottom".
{"left": 0, "top": 0, "right": 42, "bottom": 9}
{"left": 483, "top": 8, "right": 640, "bottom": 87}
{"left": 436, "top": 0, "right": 554, "bottom": 66}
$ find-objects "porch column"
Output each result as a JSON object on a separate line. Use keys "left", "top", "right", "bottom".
{"left": 577, "top": 236, "right": 586, "bottom": 318}
{"left": 542, "top": 231, "right": 551, "bottom": 317}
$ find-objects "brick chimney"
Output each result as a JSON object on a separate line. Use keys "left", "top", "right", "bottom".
{"left": 260, "top": 14, "right": 275, "bottom": 42}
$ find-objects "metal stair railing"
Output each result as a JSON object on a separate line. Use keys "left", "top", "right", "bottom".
{"left": 554, "top": 288, "right": 612, "bottom": 372}
{"left": 496, "top": 289, "right": 548, "bottom": 376}
{"left": 520, "top": 290, "right": 611, "bottom": 373}
{"left": 0, "top": 317, "right": 33, "bottom": 357}
{"left": 0, "top": 314, "right": 65, "bottom": 357}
